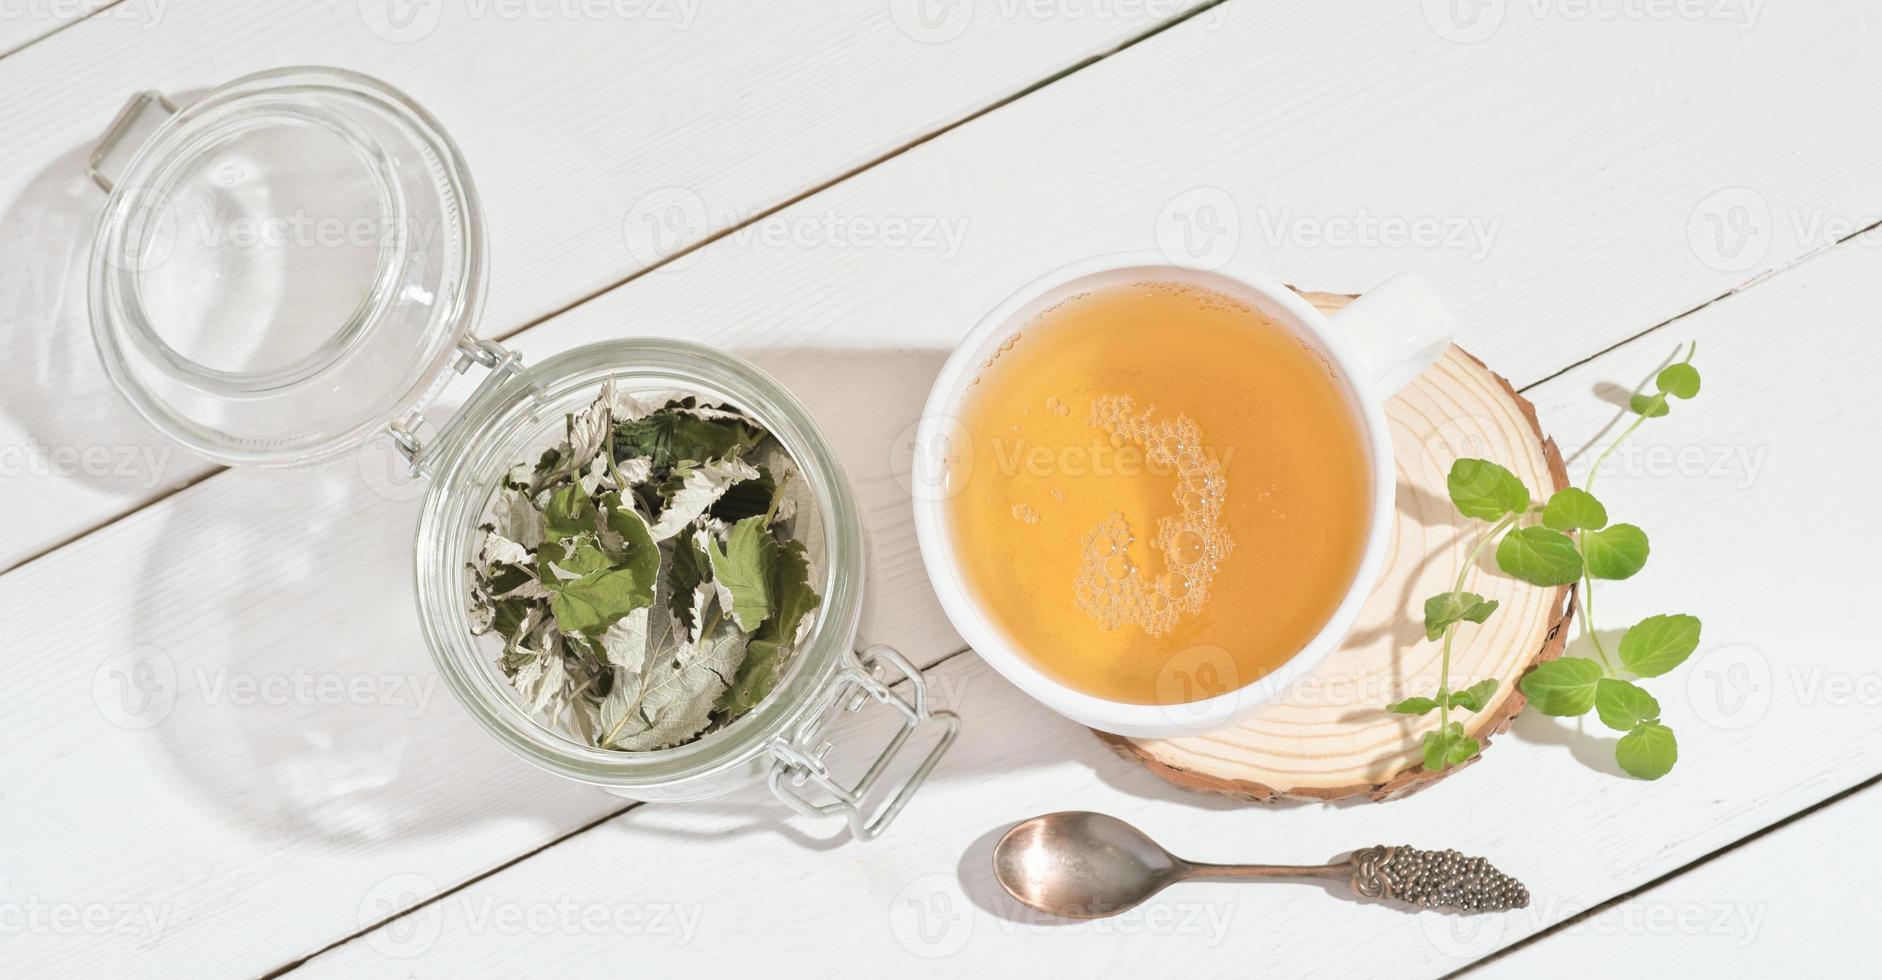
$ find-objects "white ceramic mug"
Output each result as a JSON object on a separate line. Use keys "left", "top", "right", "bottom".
{"left": 909, "top": 253, "right": 1453, "bottom": 737}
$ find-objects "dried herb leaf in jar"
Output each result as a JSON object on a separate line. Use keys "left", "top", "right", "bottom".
{"left": 466, "top": 382, "right": 821, "bottom": 751}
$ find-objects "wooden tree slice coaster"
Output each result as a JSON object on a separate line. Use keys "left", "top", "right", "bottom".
{"left": 1094, "top": 291, "right": 1575, "bottom": 803}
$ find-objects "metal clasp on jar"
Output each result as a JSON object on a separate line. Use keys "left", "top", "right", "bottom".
{"left": 389, "top": 337, "right": 525, "bottom": 473}
{"left": 766, "top": 644, "right": 959, "bottom": 841}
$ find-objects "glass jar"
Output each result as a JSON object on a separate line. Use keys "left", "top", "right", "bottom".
{"left": 86, "top": 66, "right": 957, "bottom": 840}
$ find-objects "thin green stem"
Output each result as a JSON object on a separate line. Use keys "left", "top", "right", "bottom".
{"left": 1584, "top": 413, "right": 1648, "bottom": 493}
{"left": 764, "top": 469, "right": 794, "bottom": 524}
{"left": 1576, "top": 343, "right": 1696, "bottom": 666}
{"left": 1436, "top": 512, "right": 1520, "bottom": 731}
{"left": 1579, "top": 570, "right": 1615, "bottom": 672}
{"left": 1585, "top": 342, "right": 1694, "bottom": 493}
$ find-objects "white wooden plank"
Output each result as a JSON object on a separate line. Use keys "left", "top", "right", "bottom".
{"left": 11, "top": 0, "right": 1879, "bottom": 571}
{"left": 0, "top": 0, "right": 114, "bottom": 56}
{"left": 1476, "top": 782, "right": 1880, "bottom": 979}
{"left": 0, "top": 0, "right": 1208, "bottom": 571}
{"left": 0, "top": 344, "right": 967, "bottom": 976}
{"left": 303, "top": 219, "right": 1882, "bottom": 977}
{"left": 5, "top": 2, "right": 1878, "bottom": 974}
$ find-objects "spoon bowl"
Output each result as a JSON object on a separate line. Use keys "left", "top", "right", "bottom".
{"left": 993, "top": 811, "right": 1187, "bottom": 918}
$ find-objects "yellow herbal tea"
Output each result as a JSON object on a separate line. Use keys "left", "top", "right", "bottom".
{"left": 943, "top": 281, "right": 1372, "bottom": 705}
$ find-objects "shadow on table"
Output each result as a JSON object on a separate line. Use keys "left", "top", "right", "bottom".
{"left": 0, "top": 140, "right": 202, "bottom": 504}
{"left": 118, "top": 345, "right": 962, "bottom": 846}
{"left": 1506, "top": 629, "right": 1629, "bottom": 777}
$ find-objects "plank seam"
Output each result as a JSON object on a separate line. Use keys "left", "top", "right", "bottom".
{"left": 0, "top": 0, "right": 1232, "bottom": 581}
{"left": 1519, "top": 217, "right": 1882, "bottom": 395}
{"left": 0, "top": 0, "right": 127, "bottom": 61}
{"left": 264, "top": 644, "right": 976, "bottom": 976}
{"left": 1448, "top": 769, "right": 1882, "bottom": 978}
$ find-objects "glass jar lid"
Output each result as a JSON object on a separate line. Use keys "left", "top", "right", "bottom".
{"left": 88, "top": 67, "right": 487, "bottom": 466}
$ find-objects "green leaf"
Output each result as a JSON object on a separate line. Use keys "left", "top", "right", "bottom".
{"left": 704, "top": 515, "right": 777, "bottom": 632}
{"left": 1388, "top": 696, "right": 1440, "bottom": 716}
{"left": 1594, "top": 678, "right": 1661, "bottom": 731}
{"left": 599, "top": 607, "right": 750, "bottom": 751}
{"left": 1518, "top": 657, "right": 1604, "bottom": 716}
{"left": 1420, "top": 722, "right": 1479, "bottom": 772}
{"left": 666, "top": 524, "right": 712, "bottom": 635}
{"left": 1495, "top": 526, "right": 1583, "bottom": 586}
{"left": 543, "top": 483, "right": 599, "bottom": 539}
{"left": 1618, "top": 614, "right": 1702, "bottom": 678}
{"left": 1656, "top": 362, "right": 1701, "bottom": 399}
{"left": 489, "top": 597, "right": 533, "bottom": 641}
{"left": 1629, "top": 393, "right": 1669, "bottom": 418}
{"left": 1448, "top": 679, "right": 1499, "bottom": 713}
{"left": 648, "top": 456, "right": 762, "bottom": 540}
{"left": 1422, "top": 592, "right": 1500, "bottom": 641}
{"left": 613, "top": 409, "right": 764, "bottom": 471}
{"left": 709, "top": 464, "right": 777, "bottom": 523}
{"left": 1615, "top": 722, "right": 1678, "bottom": 779}
{"left": 1447, "top": 459, "right": 1532, "bottom": 521}
{"left": 598, "top": 493, "right": 660, "bottom": 580}
{"left": 1581, "top": 523, "right": 1650, "bottom": 580}
{"left": 1542, "top": 487, "right": 1608, "bottom": 531}
{"left": 537, "top": 536, "right": 658, "bottom": 637}
{"left": 718, "top": 538, "right": 821, "bottom": 717}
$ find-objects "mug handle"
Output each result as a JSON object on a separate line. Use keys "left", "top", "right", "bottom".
{"left": 1328, "top": 274, "right": 1454, "bottom": 396}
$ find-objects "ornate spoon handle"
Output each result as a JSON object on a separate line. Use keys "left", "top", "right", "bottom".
{"left": 1347, "top": 845, "right": 1530, "bottom": 913}
{"left": 1180, "top": 846, "right": 1529, "bottom": 914}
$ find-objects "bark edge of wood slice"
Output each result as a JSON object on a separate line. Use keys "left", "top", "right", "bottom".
{"left": 1094, "top": 290, "right": 1575, "bottom": 804}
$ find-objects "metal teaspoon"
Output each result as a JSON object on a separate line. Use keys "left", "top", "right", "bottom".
{"left": 992, "top": 811, "right": 1529, "bottom": 919}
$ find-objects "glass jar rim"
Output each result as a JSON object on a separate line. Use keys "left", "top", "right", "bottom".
{"left": 414, "top": 338, "right": 867, "bottom": 789}
{"left": 88, "top": 66, "right": 487, "bottom": 466}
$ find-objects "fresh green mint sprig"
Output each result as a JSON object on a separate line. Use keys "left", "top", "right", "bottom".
{"left": 1388, "top": 344, "right": 1704, "bottom": 779}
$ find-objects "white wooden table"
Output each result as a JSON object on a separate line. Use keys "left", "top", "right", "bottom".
{"left": 2, "top": 1, "right": 1876, "bottom": 976}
